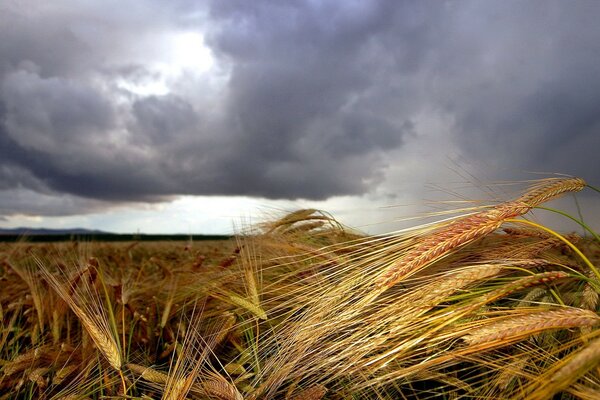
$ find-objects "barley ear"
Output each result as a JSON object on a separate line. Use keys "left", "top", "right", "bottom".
{"left": 289, "top": 384, "right": 327, "bottom": 400}
{"left": 126, "top": 363, "right": 169, "bottom": 384}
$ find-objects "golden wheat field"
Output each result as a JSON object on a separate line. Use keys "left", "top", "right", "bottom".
{"left": 1, "top": 177, "right": 599, "bottom": 399}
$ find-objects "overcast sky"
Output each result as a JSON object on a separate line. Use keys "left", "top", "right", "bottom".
{"left": 1, "top": 0, "right": 599, "bottom": 234}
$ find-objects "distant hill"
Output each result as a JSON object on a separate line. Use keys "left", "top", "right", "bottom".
{"left": 0, "top": 227, "right": 110, "bottom": 235}
{"left": 0, "top": 227, "right": 230, "bottom": 242}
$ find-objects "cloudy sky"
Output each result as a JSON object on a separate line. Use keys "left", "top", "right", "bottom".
{"left": 1, "top": 0, "right": 599, "bottom": 234}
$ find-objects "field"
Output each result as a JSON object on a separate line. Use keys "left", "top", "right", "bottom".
{"left": 1, "top": 177, "right": 599, "bottom": 399}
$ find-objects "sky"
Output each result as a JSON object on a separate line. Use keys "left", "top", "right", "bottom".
{"left": 1, "top": 0, "right": 599, "bottom": 235}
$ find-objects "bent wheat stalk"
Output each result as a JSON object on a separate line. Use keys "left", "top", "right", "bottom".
{"left": 375, "top": 177, "right": 586, "bottom": 290}
{"left": 38, "top": 261, "right": 123, "bottom": 372}
{"left": 526, "top": 336, "right": 600, "bottom": 400}
{"left": 463, "top": 308, "right": 600, "bottom": 346}
{"left": 201, "top": 372, "right": 244, "bottom": 400}
{"left": 127, "top": 363, "right": 169, "bottom": 384}
{"left": 289, "top": 384, "right": 327, "bottom": 400}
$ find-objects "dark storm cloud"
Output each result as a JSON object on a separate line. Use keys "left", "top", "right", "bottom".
{"left": 431, "top": 2, "right": 600, "bottom": 179}
{"left": 0, "top": 0, "right": 599, "bottom": 218}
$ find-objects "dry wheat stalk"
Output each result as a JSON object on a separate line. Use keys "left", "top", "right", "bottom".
{"left": 493, "top": 355, "right": 528, "bottom": 391}
{"left": 265, "top": 209, "right": 326, "bottom": 234}
{"left": 75, "top": 307, "right": 122, "bottom": 371}
{"left": 375, "top": 177, "right": 585, "bottom": 289}
{"left": 28, "top": 367, "right": 49, "bottom": 388}
{"left": 5, "top": 260, "right": 46, "bottom": 333}
{"left": 518, "top": 287, "right": 548, "bottom": 307}
{"left": 568, "top": 383, "right": 600, "bottom": 400}
{"left": 417, "top": 264, "right": 504, "bottom": 306}
{"left": 515, "top": 177, "right": 586, "bottom": 207}
{"left": 463, "top": 308, "right": 600, "bottom": 346}
{"left": 375, "top": 202, "right": 524, "bottom": 288}
{"left": 581, "top": 269, "right": 599, "bottom": 311}
{"left": 164, "top": 373, "right": 195, "bottom": 400}
{"left": 526, "top": 336, "right": 600, "bottom": 400}
{"left": 288, "top": 384, "right": 327, "bottom": 400}
{"left": 126, "top": 363, "right": 169, "bottom": 384}
{"left": 227, "top": 293, "right": 267, "bottom": 320}
{"left": 550, "top": 336, "right": 600, "bottom": 383}
{"left": 37, "top": 260, "right": 123, "bottom": 372}
{"left": 224, "top": 363, "right": 247, "bottom": 375}
{"left": 210, "top": 312, "right": 237, "bottom": 348}
{"left": 481, "top": 271, "right": 570, "bottom": 304}
{"left": 201, "top": 374, "right": 244, "bottom": 400}
{"left": 53, "top": 364, "right": 80, "bottom": 385}
{"left": 502, "top": 227, "right": 552, "bottom": 239}
{"left": 3, "top": 347, "right": 42, "bottom": 376}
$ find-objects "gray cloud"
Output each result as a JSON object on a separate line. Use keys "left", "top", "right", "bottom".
{"left": 430, "top": 2, "right": 600, "bottom": 178}
{"left": 0, "top": 0, "right": 599, "bottom": 219}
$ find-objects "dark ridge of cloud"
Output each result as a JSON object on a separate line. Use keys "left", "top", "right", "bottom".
{"left": 1, "top": 0, "right": 600, "bottom": 219}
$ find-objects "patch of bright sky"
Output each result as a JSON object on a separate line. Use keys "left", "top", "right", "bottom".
{"left": 1, "top": 196, "right": 290, "bottom": 234}
{"left": 3, "top": 190, "right": 598, "bottom": 235}
{"left": 116, "top": 31, "right": 214, "bottom": 96}
{"left": 0, "top": 193, "right": 409, "bottom": 235}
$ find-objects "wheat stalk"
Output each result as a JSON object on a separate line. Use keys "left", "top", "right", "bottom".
{"left": 493, "top": 355, "right": 528, "bottom": 391}
{"left": 568, "top": 383, "right": 600, "bottom": 400}
{"left": 515, "top": 177, "right": 586, "bottom": 207}
{"left": 581, "top": 269, "right": 599, "bottom": 311}
{"left": 289, "top": 384, "right": 327, "bottom": 400}
{"left": 375, "top": 203, "right": 524, "bottom": 289}
{"left": 416, "top": 264, "right": 504, "bottom": 307}
{"left": 201, "top": 375, "right": 244, "bottom": 400}
{"left": 480, "top": 271, "right": 570, "bottom": 305}
{"left": 526, "top": 336, "right": 600, "bottom": 400}
{"left": 502, "top": 227, "right": 552, "bottom": 239}
{"left": 37, "top": 261, "right": 123, "bottom": 371}
{"left": 463, "top": 308, "right": 600, "bottom": 346}
{"left": 227, "top": 293, "right": 267, "bottom": 320}
{"left": 74, "top": 307, "right": 122, "bottom": 371}
{"left": 375, "top": 177, "right": 586, "bottom": 289}
{"left": 126, "top": 363, "right": 169, "bottom": 384}
{"left": 164, "top": 373, "right": 195, "bottom": 400}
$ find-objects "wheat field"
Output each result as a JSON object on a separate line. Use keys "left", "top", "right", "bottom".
{"left": 0, "top": 177, "right": 599, "bottom": 399}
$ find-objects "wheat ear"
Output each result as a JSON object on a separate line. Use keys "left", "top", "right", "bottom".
{"left": 581, "top": 269, "right": 599, "bottom": 311}
{"left": 289, "top": 384, "right": 327, "bottom": 400}
{"left": 74, "top": 306, "right": 123, "bottom": 371}
{"left": 227, "top": 294, "right": 267, "bottom": 320}
{"left": 126, "top": 363, "right": 169, "bottom": 384}
{"left": 164, "top": 373, "right": 195, "bottom": 400}
{"left": 375, "top": 202, "right": 525, "bottom": 288}
{"left": 416, "top": 264, "right": 504, "bottom": 307}
{"left": 526, "top": 336, "right": 600, "bottom": 400}
{"left": 201, "top": 373, "right": 244, "bottom": 400}
{"left": 463, "top": 308, "right": 600, "bottom": 346}
{"left": 376, "top": 177, "right": 585, "bottom": 289}
{"left": 38, "top": 262, "right": 123, "bottom": 371}
{"left": 515, "top": 177, "right": 586, "bottom": 207}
